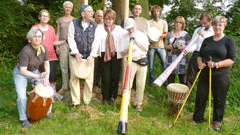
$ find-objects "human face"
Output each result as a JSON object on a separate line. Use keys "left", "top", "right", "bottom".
{"left": 104, "top": 15, "right": 114, "bottom": 27}
{"left": 31, "top": 31, "right": 43, "bottom": 45}
{"left": 39, "top": 12, "right": 50, "bottom": 24}
{"left": 174, "top": 19, "right": 183, "bottom": 30}
{"left": 127, "top": 27, "right": 135, "bottom": 34}
{"left": 132, "top": 5, "right": 142, "bottom": 17}
{"left": 64, "top": 3, "right": 73, "bottom": 15}
{"left": 82, "top": 7, "right": 94, "bottom": 21}
{"left": 200, "top": 17, "right": 211, "bottom": 30}
{"left": 213, "top": 22, "right": 225, "bottom": 36}
{"left": 153, "top": 9, "right": 161, "bottom": 19}
{"left": 95, "top": 10, "right": 103, "bottom": 24}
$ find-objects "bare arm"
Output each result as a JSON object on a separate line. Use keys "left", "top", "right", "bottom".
{"left": 197, "top": 57, "right": 206, "bottom": 69}
{"left": 54, "top": 24, "right": 67, "bottom": 46}
{"left": 160, "top": 32, "right": 168, "bottom": 39}
{"left": 20, "top": 67, "right": 40, "bottom": 79}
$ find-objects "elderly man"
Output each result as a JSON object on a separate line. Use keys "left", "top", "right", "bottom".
{"left": 94, "top": 10, "right": 103, "bottom": 24}
{"left": 121, "top": 18, "right": 149, "bottom": 111}
{"left": 148, "top": 5, "right": 168, "bottom": 86}
{"left": 68, "top": 5, "right": 97, "bottom": 108}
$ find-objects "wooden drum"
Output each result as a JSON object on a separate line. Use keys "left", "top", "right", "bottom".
{"left": 167, "top": 83, "right": 189, "bottom": 104}
{"left": 26, "top": 83, "right": 54, "bottom": 123}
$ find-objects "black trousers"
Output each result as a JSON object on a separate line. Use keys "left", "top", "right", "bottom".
{"left": 193, "top": 68, "right": 230, "bottom": 122}
{"left": 94, "top": 57, "right": 101, "bottom": 87}
{"left": 39, "top": 60, "right": 58, "bottom": 82}
{"left": 168, "top": 74, "right": 187, "bottom": 84}
{"left": 99, "top": 52, "right": 122, "bottom": 101}
{"left": 186, "top": 51, "right": 200, "bottom": 100}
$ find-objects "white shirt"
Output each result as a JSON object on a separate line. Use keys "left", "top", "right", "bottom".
{"left": 121, "top": 30, "right": 149, "bottom": 58}
{"left": 82, "top": 21, "right": 89, "bottom": 31}
{"left": 90, "top": 23, "right": 128, "bottom": 59}
{"left": 188, "top": 26, "right": 214, "bottom": 52}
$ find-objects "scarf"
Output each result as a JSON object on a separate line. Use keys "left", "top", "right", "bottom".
{"left": 104, "top": 24, "right": 116, "bottom": 62}
{"left": 31, "top": 43, "right": 45, "bottom": 56}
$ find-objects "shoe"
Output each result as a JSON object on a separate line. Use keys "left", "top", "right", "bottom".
{"left": 213, "top": 121, "right": 221, "bottom": 131}
{"left": 189, "top": 120, "right": 197, "bottom": 125}
{"left": 109, "top": 98, "right": 115, "bottom": 106}
{"left": 45, "top": 114, "right": 54, "bottom": 120}
{"left": 21, "top": 120, "right": 32, "bottom": 128}
{"left": 135, "top": 105, "right": 143, "bottom": 112}
{"left": 103, "top": 100, "right": 108, "bottom": 105}
{"left": 70, "top": 104, "right": 79, "bottom": 109}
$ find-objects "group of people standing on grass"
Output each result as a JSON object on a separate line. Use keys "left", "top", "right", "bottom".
{"left": 13, "top": 1, "right": 236, "bottom": 131}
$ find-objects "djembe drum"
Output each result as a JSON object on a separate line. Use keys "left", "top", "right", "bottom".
{"left": 167, "top": 83, "right": 189, "bottom": 117}
{"left": 27, "top": 83, "right": 54, "bottom": 123}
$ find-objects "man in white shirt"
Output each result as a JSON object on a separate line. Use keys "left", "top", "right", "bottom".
{"left": 185, "top": 12, "right": 214, "bottom": 101}
{"left": 121, "top": 18, "right": 149, "bottom": 111}
{"left": 68, "top": 5, "right": 97, "bottom": 108}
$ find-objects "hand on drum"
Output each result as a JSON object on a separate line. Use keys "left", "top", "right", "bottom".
{"left": 87, "top": 56, "right": 93, "bottom": 66}
{"left": 75, "top": 53, "right": 83, "bottom": 63}
{"left": 39, "top": 72, "right": 48, "bottom": 79}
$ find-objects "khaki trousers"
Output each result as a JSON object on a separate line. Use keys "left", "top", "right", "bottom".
{"left": 125, "top": 55, "right": 148, "bottom": 106}
{"left": 69, "top": 56, "right": 94, "bottom": 105}
{"left": 59, "top": 43, "right": 69, "bottom": 89}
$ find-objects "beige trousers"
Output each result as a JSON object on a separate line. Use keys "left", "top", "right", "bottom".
{"left": 59, "top": 43, "right": 69, "bottom": 89}
{"left": 125, "top": 55, "right": 148, "bottom": 106}
{"left": 69, "top": 56, "right": 94, "bottom": 105}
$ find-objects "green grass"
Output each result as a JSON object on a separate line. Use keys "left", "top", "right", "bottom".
{"left": 1, "top": 55, "right": 240, "bottom": 135}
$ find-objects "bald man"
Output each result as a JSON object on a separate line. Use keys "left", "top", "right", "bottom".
{"left": 94, "top": 10, "right": 103, "bottom": 24}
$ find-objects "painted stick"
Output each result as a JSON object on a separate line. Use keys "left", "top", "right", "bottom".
{"left": 154, "top": 33, "right": 201, "bottom": 87}
{"left": 117, "top": 39, "right": 133, "bottom": 134}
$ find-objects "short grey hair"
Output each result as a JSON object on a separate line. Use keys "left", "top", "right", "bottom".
{"left": 27, "top": 27, "right": 45, "bottom": 40}
{"left": 63, "top": 1, "right": 73, "bottom": 8}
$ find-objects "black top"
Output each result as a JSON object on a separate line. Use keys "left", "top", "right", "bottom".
{"left": 199, "top": 35, "right": 237, "bottom": 70}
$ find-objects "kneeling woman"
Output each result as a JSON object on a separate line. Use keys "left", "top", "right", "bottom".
{"left": 13, "top": 27, "right": 50, "bottom": 128}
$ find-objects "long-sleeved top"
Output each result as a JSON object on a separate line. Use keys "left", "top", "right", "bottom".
{"left": 90, "top": 23, "right": 127, "bottom": 59}
{"left": 188, "top": 26, "right": 214, "bottom": 53}
{"left": 68, "top": 18, "right": 97, "bottom": 59}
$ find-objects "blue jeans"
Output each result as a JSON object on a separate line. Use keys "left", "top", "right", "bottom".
{"left": 148, "top": 48, "right": 167, "bottom": 84}
{"left": 13, "top": 66, "right": 51, "bottom": 121}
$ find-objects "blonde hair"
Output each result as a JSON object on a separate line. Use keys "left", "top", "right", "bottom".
{"left": 212, "top": 15, "right": 227, "bottom": 27}
{"left": 104, "top": 9, "right": 116, "bottom": 21}
{"left": 38, "top": 9, "right": 51, "bottom": 22}
{"left": 174, "top": 16, "right": 186, "bottom": 30}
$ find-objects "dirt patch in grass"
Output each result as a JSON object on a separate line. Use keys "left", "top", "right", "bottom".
{"left": 78, "top": 105, "right": 99, "bottom": 120}
{"left": 67, "top": 113, "right": 79, "bottom": 119}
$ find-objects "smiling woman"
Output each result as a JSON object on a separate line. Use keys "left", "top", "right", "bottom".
{"left": 31, "top": 9, "right": 58, "bottom": 88}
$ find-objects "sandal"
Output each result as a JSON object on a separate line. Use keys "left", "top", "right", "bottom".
{"left": 213, "top": 121, "right": 221, "bottom": 131}
{"left": 136, "top": 105, "right": 143, "bottom": 112}
{"left": 21, "top": 120, "right": 32, "bottom": 128}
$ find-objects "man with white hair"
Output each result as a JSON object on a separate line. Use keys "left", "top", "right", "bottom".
{"left": 68, "top": 5, "right": 97, "bottom": 109}
{"left": 121, "top": 18, "right": 149, "bottom": 111}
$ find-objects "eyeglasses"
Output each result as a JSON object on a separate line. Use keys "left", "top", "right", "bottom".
{"left": 175, "top": 21, "right": 182, "bottom": 24}
{"left": 33, "top": 35, "right": 42, "bottom": 39}
{"left": 84, "top": 10, "right": 95, "bottom": 14}
{"left": 41, "top": 15, "right": 49, "bottom": 18}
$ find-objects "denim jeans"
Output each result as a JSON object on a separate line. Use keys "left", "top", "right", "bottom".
{"left": 148, "top": 48, "right": 167, "bottom": 84}
{"left": 13, "top": 66, "right": 51, "bottom": 121}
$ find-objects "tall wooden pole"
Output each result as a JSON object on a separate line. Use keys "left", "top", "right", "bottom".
{"left": 82, "top": 0, "right": 88, "bottom": 5}
{"left": 112, "top": 0, "right": 129, "bottom": 25}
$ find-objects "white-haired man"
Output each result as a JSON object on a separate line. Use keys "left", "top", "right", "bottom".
{"left": 121, "top": 18, "right": 149, "bottom": 111}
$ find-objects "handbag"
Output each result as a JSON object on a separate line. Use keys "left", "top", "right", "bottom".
{"left": 133, "top": 57, "right": 149, "bottom": 66}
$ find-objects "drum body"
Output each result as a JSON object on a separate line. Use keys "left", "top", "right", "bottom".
{"left": 27, "top": 83, "right": 54, "bottom": 123}
{"left": 167, "top": 83, "right": 189, "bottom": 104}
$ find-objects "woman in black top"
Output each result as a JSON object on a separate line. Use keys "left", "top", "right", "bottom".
{"left": 189, "top": 16, "right": 237, "bottom": 131}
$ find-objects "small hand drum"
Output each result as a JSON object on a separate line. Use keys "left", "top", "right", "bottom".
{"left": 167, "top": 83, "right": 189, "bottom": 104}
{"left": 148, "top": 27, "right": 162, "bottom": 42}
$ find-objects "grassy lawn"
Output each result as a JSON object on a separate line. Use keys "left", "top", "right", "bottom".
{"left": 1, "top": 56, "right": 240, "bottom": 135}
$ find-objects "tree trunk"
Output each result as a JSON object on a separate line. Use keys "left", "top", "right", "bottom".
{"left": 112, "top": 0, "right": 129, "bottom": 25}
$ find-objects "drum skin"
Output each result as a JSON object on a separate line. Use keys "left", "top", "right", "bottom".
{"left": 26, "top": 92, "right": 52, "bottom": 123}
